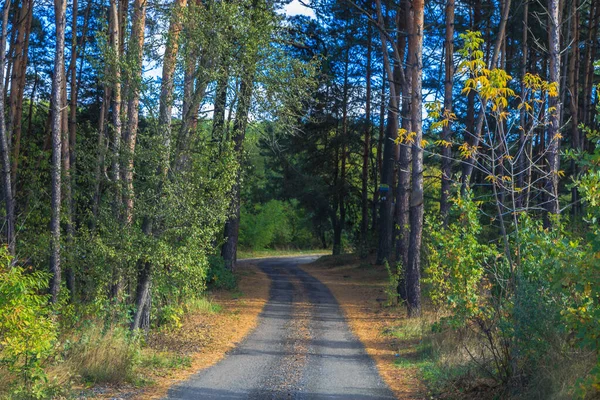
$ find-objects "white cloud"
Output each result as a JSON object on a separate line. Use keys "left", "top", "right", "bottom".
{"left": 284, "top": 0, "right": 315, "bottom": 19}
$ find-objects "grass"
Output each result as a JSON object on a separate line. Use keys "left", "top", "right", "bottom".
{"left": 237, "top": 248, "right": 330, "bottom": 259}
{"left": 139, "top": 351, "right": 192, "bottom": 371}
{"left": 185, "top": 296, "right": 223, "bottom": 314}
{"left": 384, "top": 315, "right": 481, "bottom": 397}
{"left": 384, "top": 311, "right": 598, "bottom": 399}
{"left": 65, "top": 324, "right": 140, "bottom": 385}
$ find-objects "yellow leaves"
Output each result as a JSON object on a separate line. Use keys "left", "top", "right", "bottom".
{"left": 547, "top": 81, "right": 559, "bottom": 98}
{"left": 421, "top": 139, "right": 429, "bottom": 148}
{"left": 523, "top": 72, "right": 558, "bottom": 98}
{"left": 459, "top": 142, "right": 479, "bottom": 159}
{"left": 518, "top": 101, "right": 533, "bottom": 112}
{"left": 435, "top": 139, "right": 453, "bottom": 148}
{"left": 396, "top": 128, "right": 408, "bottom": 142}
{"left": 557, "top": 170, "right": 566, "bottom": 178}
{"left": 395, "top": 129, "right": 418, "bottom": 145}
{"left": 485, "top": 174, "right": 497, "bottom": 183}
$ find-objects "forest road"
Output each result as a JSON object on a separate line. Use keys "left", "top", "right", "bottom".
{"left": 166, "top": 256, "right": 395, "bottom": 400}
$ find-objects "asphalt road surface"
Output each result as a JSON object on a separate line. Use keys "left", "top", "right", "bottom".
{"left": 166, "top": 256, "right": 395, "bottom": 400}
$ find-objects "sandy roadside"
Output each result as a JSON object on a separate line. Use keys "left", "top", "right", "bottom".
{"left": 301, "top": 257, "right": 426, "bottom": 400}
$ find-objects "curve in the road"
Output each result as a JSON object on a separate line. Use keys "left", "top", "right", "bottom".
{"left": 166, "top": 256, "right": 395, "bottom": 400}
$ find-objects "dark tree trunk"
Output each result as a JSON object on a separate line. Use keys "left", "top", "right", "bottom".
{"left": 361, "top": 25, "right": 373, "bottom": 258}
{"left": 395, "top": 0, "right": 411, "bottom": 302}
{"left": 212, "top": 68, "right": 228, "bottom": 142}
{"left": 221, "top": 72, "right": 254, "bottom": 270}
{"left": 9, "top": 0, "right": 32, "bottom": 195}
{"left": 372, "top": 66, "right": 386, "bottom": 232}
{"left": 517, "top": 0, "right": 529, "bottom": 209}
{"left": 375, "top": 0, "right": 402, "bottom": 265}
{"left": 568, "top": 0, "right": 580, "bottom": 217}
{"left": 440, "top": 0, "right": 455, "bottom": 225}
{"left": 131, "top": 218, "right": 152, "bottom": 331}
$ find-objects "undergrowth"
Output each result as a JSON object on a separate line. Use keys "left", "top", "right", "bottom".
{"left": 388, "top": 312, "right": 597, "bottom": 399}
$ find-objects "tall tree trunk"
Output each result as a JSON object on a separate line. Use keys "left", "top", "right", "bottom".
{"left": 61, "top": 61, "right": 74, "bottom": 296}
{"left": 212, "top": 68, "right": 228, "bottom": 142}
{"left": 546, "top": 0, "right": 561, "bottom": 218}
{"left": 360, "top": 22, "right": 372, "bottom": 258}
{"left": 375, "top": 0, "right": 401, "bottom": 265}
{"left": 9, "top": 0, "right": 32, "bottom": 195}
{"left": 122, "top": 0, "right": 146, "bottom": 224}
{"left": 440, "top": 0, "right": 454, "bottom": 225}
{"left": 581, "top": 1, "right": 598, "bottom": 138}
{"left": 67, "top": 0, "right": 78, "bottom": 220}
{"left": 406, "top": 0, "right": 424, "bottom": 317}
{"left": 131, "top": 0, "right": 186, "bottom": 331}
{"left": 568, "top": 0, "right": 580, "bottom": 217}
{"left": 158, "top": 0, "right": 186, "bottom": 175}
{"left": 131, "top": 217, "right": 152, "bottom": 331}
{"left": 92, "top": 87, "right": 111, "bottom": 223}
{"left": 333, "top": 38, "right": 350, "bottom": 256}
{"left": 0, "top": 0, "right": 15, "bottom": 255}
{"left": 221, "top": 71, "right": 254, "bottom": 270}
{"left": 395, "top": 0, "right": 411, "bottom": 302}
{"left": 517, "top": 0, "right": 529, "bottom": 209}
{"left": 109, "top": 0, "right": 122, "bottom": 218}
{"left": 50, "top": 0, "right": 67, "bottom": 302}
{"left": 372, "top": 66, "right": 385, "bottom": 232}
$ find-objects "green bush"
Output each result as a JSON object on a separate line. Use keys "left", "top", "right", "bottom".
{"left": 0, "top": 248, "right": 57, "bottom": 398}
{"left": 425, "top": 191, "right": 598, "bottom": 397}
{"left": 206, "top": 255, "right": 237, "bottom": 290}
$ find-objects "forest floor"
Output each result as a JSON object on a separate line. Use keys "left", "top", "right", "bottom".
{"left": 301, "top": 255, "right": 426, "bottom": 400}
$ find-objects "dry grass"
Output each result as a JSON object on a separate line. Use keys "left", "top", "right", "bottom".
{"left": 301, "top": 255, "right": 426, "bottom": 400}
{"left": 66, "top": 325, "right": 139, "bottom": 385}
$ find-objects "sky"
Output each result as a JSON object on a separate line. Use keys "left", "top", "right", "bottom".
{"left": 283, "top": 0, "right": 316, "bottom": 19}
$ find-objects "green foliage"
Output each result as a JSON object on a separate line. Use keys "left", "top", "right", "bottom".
{"left": 0, "top": 249, "right": 57, "bottom": 398}
{"left": 206, "top": 255, "right": 237, "bottom": 290}
{"left": 383, "top": 261, "right": 401, "bottom": 307}
{"left": 425, "top": 191, "right": 494, "bottom": 321}
{"left": 239, "top": 199, "right": 316, "bottom": 250}
{"left": 426, "top": 190, "right": 598, "bottom": 396}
